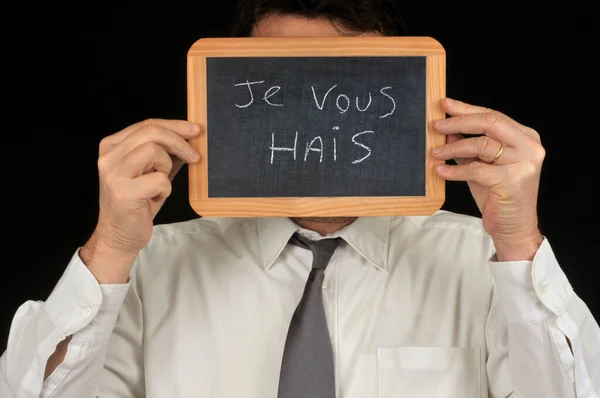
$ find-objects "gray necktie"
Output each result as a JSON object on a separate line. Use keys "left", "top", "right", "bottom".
{"left": 277, "top": 233, "right": 342, "bottom": 398}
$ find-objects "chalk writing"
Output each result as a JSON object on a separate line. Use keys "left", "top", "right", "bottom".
{"left": 235, "top": 80, "right": 284, "bottom": 108}
{"left": 233, "top": 80, "right": 395, "bottom": 165}
{"left": 356, "top": 93, "right": 372, "bottom": 112}
{"left": 263, "top": 86, "right": 283, "bottom": 107}
{"left": 268, "top": 129, "right": 374, "bottom": 165}
{"left": 351, "top": 131, "right": 374, "bottom": 164}
{"left": 309, "top": 85, "right": 395, "bottom": 118}
{"left": 311, "top": 85, "right": 337, "bottom": 110}
{"left": 206, "top": 56, "right": 427, "bottom": 199}
{"left": 332, "top": 126, "right": 339, "bottom": 161}
{"left": 305, "top": 136, "right": 324, "bottom": 162}
{"left": 270, "top": 131, "right": 298, "bottom": 164}
{"left": 379, "top": 87, "right": 396, "bottom": 118}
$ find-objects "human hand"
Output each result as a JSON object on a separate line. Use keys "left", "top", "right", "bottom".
{"left": 432, "top": 98, "right": 544, "bottom": 261}
{"left": 80, "top": 119, "right": 201, "bottom": 283}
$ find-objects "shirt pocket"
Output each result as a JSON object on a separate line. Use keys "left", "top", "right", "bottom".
{"left": 376, "top": 346, "right": 483, "bottom": 398}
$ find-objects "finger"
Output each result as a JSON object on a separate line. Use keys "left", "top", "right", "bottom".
{"left": 100, "top": 119, "right": 201, "bottom": 155}
{"left": 447, "top": 133, "right": 462, "bottom": 143}
{"left": 437, "top": 98, "right": 531, "bottom": 146}
{"left": 433, "top": 135, "right": 513, "bottom": 164}
{"left": 436, "top": 161, "right": 502, "bottom": 187}
{"left": 112, "top": 119, "right": 200, "bottom": 145}
{"left": 443, "top": 98, "right": 543, "bottom": 143}
{"left": 445, "top": 134, "right": 473, "bottom": 165}
{"left": 130, "top": 171, "right": 172, "bottom": 201}
{"left": 115, "top": 123, "right": 200, "bottom": 164}
{"left": 434, "top": 111, "right": 524, "bottom": 148}
{"left": 442, "top": 98, "right": 492, "bottom": 116}
{"left": 119, "top": 142, "right": 173, "bottom": 178}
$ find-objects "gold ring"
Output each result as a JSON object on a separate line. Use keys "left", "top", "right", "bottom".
{"left": 491, "top": 143, "right": 504, "bottom": 164}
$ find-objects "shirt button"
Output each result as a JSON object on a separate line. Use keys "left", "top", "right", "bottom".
{"left": 538, "top": 282, "right": 547, "bottom": 295}
{"left": 81, "top": 307, "right": 93, "bottom": 317}
{"left": 322, "top": 281, "right": 329, "bottom": 289}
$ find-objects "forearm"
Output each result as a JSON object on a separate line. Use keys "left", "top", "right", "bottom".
{"left": 39, "top": 312, "right": 121, "bottom": 398}
{"left": 80, "top": 233, "right": 138, "bottom": 284}
{"left": 493, "top": 228, "right": 544, "bottom": 262}
{"left": 490, "top": 239, "right": 600, "bottom": 397}
{"left": 0, "top": 252, "right": 130, "bottom": 397}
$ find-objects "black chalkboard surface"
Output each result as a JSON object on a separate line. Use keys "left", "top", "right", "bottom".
{"left": 206, "top": 56, "right": 426, "bottom": 197}
{"left": 187, "top": 37, "right": 446, "bottom": 217}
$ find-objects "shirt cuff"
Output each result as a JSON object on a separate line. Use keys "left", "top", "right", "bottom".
{"left": 489, "top": 238, "right": 574, "bottom": 323}
{"left": 43, "top": 249, "right": 131, "bottom": 339}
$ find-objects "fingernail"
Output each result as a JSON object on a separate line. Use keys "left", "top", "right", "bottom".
{"left": 436, "top": 164, "right": 449, "bottom": 173}
{"left": 445, "top": 98, "right": 458, "bottom": 107}
{"left": 188, "top": 123, "right": 201, "bottom": 133}
{"left": 434, "top": 118, "right": 448, "bottom": 126}
{"left": 190, "top": 149, "right": 200, "bottom": 161}
{"left": 432, "top": 146, "right": 442, "bottom": 154}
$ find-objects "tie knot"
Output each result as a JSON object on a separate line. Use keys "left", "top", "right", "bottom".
{"left": 291, "top": 233, "right": 341, "bottom": 270}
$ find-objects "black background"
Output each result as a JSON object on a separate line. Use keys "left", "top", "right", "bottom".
{"left": 3, "top": 1, "right": 598, "bottom": 351}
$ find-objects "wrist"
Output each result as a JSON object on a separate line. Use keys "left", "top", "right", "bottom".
{"left": 80, "top": 233, "right": 138, "bottom": 284}
{"left": 492, "top": 230, "right": 544, "bottom": 262}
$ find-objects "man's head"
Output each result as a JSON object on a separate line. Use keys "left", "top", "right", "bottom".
{"left": 231, "top": 0, "right": 406, "bottom": 38}
{"left": 227, "top": 0, "right": 406, "bottom": 234}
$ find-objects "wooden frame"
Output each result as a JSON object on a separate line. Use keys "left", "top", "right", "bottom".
{"left": 187, "top": 36, "right": 446, "bottom": 217}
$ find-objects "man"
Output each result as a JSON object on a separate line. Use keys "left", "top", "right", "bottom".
{"left": 1, "top": 0, "right": 599, "bottom": 397}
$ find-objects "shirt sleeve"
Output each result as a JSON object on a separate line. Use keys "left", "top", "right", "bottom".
{"left": 489, "top": 237, "right": 600, "bottom": 398}
{"left": 0, "top": 250, "right": 130, "bottom": 398}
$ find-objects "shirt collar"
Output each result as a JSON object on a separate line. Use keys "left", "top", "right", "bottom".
{"left": 255, "top": 216, "right": 391, "bottom": 271}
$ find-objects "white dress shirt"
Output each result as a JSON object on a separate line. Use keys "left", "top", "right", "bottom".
{"left": 1, "top": 211, "right": 599, "bottom": 397}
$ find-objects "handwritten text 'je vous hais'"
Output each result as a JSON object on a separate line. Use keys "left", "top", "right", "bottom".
{"left": 233, "top": 80, "right": 396, "bottom": 164}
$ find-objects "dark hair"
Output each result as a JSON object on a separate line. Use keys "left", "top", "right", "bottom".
{"left": 230, "top": 0, "right": 407, "bottom": 37}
